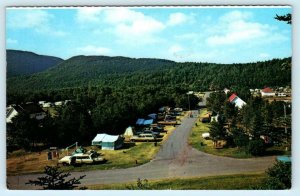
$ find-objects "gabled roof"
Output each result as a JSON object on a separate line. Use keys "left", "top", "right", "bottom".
{"left": 262, "top": 87, "right": 274, "bottom": 93}
{"left": 92, "top": 133, "right": 121, "bottom": 143}
{"left": 229, "top": 93, "right": 237, "bottom": 102}
{"left": 13, "top": 103, "right": 44, "bottom": 114}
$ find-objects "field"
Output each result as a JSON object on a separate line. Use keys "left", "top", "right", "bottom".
{"left": 86, "top": 173, "right": 266, "bottom": 190}
{"left": 188, "top": 108, "right": 288, "bottom": 158}
{"left": 7, "top": 125, "right": 177, "bottom": 176}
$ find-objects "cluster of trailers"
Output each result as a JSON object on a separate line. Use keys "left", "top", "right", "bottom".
{"left": 124, "top": 106, "right": 183, "bottom": 142}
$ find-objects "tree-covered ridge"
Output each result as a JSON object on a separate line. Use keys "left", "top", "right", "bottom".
{"left": 7, "top": 54, "right": 291, "bottom": 93}
{"left": 6, "top": 50, "right": 64, "bottom": 77}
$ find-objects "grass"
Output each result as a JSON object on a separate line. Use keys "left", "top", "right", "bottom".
{"left": 188, "top": 108, "right": 289, "bottom": 158}
{"left": 86, "top": 173, "right": 266, "bottom": 190}
{"left": 7, "top": 122, "right": 178, "bottom": 176}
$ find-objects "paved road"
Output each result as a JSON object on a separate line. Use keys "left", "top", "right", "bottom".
{"left": 198, "top": 91, "right": 212, "bottom": 107}
{"left": 7, "top": 110, "right": 275, "bottom": 189}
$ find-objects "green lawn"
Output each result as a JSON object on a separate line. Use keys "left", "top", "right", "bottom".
{"left": 86, "top": 173, "right": 266, "bottom": 190}
{"left": 7, "top": 126, "right": 176, "bottom": 175}
{"left": 189, "top": 109, "right": 289, "bottom": 158}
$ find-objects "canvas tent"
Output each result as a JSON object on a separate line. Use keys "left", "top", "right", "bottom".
{"left": 92, "top": 134, "right": 124, "bottom": 150}
{"left": 136, "top": 118, "right": 154, "bottom": 126}
{"left": 124, "top": 126, "right": 135, "bottom": 137}
{"left": 148, "top": 113, "right": 157, "bottom": 119}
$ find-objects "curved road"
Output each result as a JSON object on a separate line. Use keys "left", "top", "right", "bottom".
{"left": 7, "top": 110, "right": 275, "bottom": 189}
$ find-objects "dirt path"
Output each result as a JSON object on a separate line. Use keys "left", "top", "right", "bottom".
{"left": 7, "top": 110, "right": 275, "bottom": 189}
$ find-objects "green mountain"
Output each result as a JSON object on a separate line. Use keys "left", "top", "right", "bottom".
{"left": 6, "top": 49, "right": 63, "bottom": 77}
{"left": 7, "top": 53, "right": 291, "bottom": 93}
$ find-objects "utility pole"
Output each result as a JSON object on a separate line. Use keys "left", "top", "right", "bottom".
{"left": 187, "top": 91, "right": 193, "bottom": 112}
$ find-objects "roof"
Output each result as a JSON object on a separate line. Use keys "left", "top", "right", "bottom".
{"left": 143, "top": 119, "right": 154, "bottom": 125}
{"left": 148, "top": 113, "right": 157, "bottom": 119}
{"left": 136, "top": 118, "right": 154, "bottom": 125}
{"left": 14, "top": 103, "right": 44, "bottom": 114}
{"left": 276, "top": 156, "right": 291, "bottom": 163}
{"left": 262, "top": 87, "right": 274, "bottom": 93}
{"left": 229, "top": 93, "right": 237, "bottom": 102}
{"left": 136, "top": 118, "right": 145, "bottom": 125}
{"left": 92, "top": 134, "right": 121, "bottom": 143}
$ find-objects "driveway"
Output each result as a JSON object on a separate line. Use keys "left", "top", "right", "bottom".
{"left": 7, "top": 110, "right": 275, "bottom": 189}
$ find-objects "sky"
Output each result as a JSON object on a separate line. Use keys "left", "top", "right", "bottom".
{"left": 6, "top": 6, "right": 292, "bottom": 64}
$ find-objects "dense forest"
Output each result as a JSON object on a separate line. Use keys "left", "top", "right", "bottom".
{"left": 6, "top": 50, "right": 63, "bottom": 78}
{"left": 7, "top": 55, "right": 291, "bottom": 94}
{"left": 6, "top": 51, "right": 291, "bottom": 149}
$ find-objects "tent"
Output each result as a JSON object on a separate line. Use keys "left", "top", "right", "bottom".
{"left": 143, "top": 119, "right": 153, "bottom": 126}
{"left": 124, "top": 126, "right": 135, "bottom": 137}
{"left": 92, "top": 133, "right": 124, "bottom": 150}
{"left": 136, "top": 118, "right": 145, "bottom": 125}
{"left": 148, "top": 113, "right": 157, "bottom": 119}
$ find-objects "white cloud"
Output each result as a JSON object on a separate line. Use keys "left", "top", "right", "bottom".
{"left": 8, "top": 10, "right": 51, "bottom": 29}
{"left": 259, "top": 53, "right": 270, "bottom": 58}
{"left": 7, "top": 38, "right": 18, "bottom": 44}
{"left": 206, "top": 11, "right": 271, "bottom": 46}
{"left": 167, "top": 13, "right": 189, "bottom": 26}
{"left": 76, "top": 7, "right": 103, "bottom": 23}
{"left": 77, "top": 45, "right": 111, "bottom": 55}
{"left": 8, "top": 9, "right": 66, "bottom": 37}
{"left": 76, "top": 8, "right": 165, "bottom": 44}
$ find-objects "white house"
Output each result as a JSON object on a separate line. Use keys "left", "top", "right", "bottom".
{"left": 224, "top": 88, "right": 230, "bottom": 94}
{"left": 229, "top": 93, "right": 246, "bottom": 109}
{"left": 261, "top": 87, "right": 276, "bottom": 97}
{"left": 6, "top": 103, "right": 46, "bottom": 122}
{"left": 6, "top": 106, "right": 19, "bottom": 123}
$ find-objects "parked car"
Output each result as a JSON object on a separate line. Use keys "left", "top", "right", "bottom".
{"left": 130, "top": 135, "right": 156, "bottom": 142}
{"left": 58, "top": 152, "right": 105, "bottom": 166}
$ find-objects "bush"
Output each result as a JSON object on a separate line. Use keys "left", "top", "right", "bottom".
{"left": 247, "top": 139, "right": 265, "bottom": 156}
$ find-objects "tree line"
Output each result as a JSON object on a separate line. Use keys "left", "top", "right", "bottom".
{"left": 206, "top": 91, "right": 291, "bottom": 155}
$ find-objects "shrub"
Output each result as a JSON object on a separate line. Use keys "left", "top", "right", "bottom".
{"left": 247, "top": 139, "right": 265, "bottom": 156}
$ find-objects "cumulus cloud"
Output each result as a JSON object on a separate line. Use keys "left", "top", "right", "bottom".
{"left": 76, "top": 8, "right": 165, "bottom": 44}
{"left": 76, "top": 7, "right": 103, "bottom": 23}
{"left": 206, "top": 10, "right": 271, "bottom": 46}
{"left": 167, "top": 12, "right": 189, "bottom": 26}
{"left": 7, "top": 9, "right": 67, "bottom": 37}
{"left": 8, "top": 10, "right": 51, "bottom": 29}
{"left": 77, "top": 45, "right": 111, "bottom": 55}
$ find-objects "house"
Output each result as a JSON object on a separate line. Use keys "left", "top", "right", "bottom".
{"left": 42, "top": 102, "right": 53, "bottom": 108}
{"left": 6, "top": 105, "right": 19, "bottom": 123}
{"left": 6, "top": 103, "right": 46, "bottom": 123}
{"left": 54, "top": 101, "right": 64, "bottom": 106}
{"left": 261, "top": 87, "right": 276, "bottom": 97}
{"left": 224, "top": 88, "right": 230, "bottom": 94}
{"left": 229, "top": 93, "right": 246, "bottom": 109}
{"left": 91, "top": 134, "right": 124, "bottom": 150}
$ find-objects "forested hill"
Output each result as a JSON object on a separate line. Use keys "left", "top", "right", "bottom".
{"left": 7, "top": 54, "right": 291, "bottom": 93}
{"left": 6, "top": 50, "right": 63, "bottom": 77}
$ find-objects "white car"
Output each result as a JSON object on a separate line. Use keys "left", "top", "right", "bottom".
{"left": 58, "top": 153, "right": 105, "bottom": 166}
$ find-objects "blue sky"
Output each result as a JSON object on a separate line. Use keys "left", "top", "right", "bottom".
{"left": 6, "top": 7, "right": 291, "bottom": 63}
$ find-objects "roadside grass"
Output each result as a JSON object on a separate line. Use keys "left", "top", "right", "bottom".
{"left": 7, "top": 117, "right": 178, "bottom": 175}
{"left": 189, "top": 108, "right": 288, "bottom": 158}
{"left": 86, "top": 173, "right": 266, "bottom": 190}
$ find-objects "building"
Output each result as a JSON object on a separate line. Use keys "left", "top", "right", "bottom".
{"left": 224, "top": 88, "right": 230, "bottom": 94}
{"left": 6, "top": 103, "right": 46, "bottom": 123}
{"left": 92, "top": 134, "right": 124, "bottom": 150}
{"left": 261, "top": 87, "right": 276, "bottom": 97}
{"left": 229, "top": 93, "right": 246, "bottom": 109}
